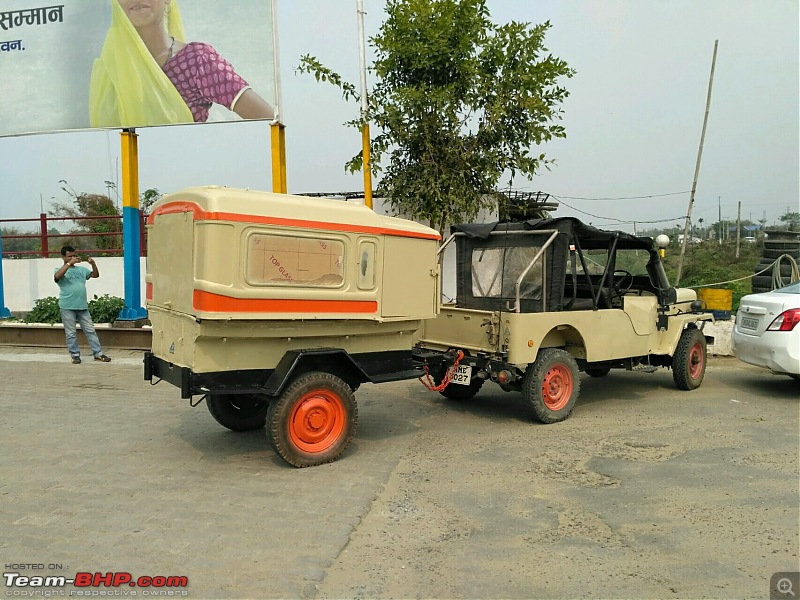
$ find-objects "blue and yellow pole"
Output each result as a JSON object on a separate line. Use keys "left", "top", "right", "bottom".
{"left": 117, "top": 129, "right": 147, "bottom": 321}
{"left": 0, "top": 231, "right": 12, "bottom": 319}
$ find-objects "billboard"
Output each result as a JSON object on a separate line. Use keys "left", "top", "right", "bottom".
{"left": 0, "top": 1, "right": 276, "bottom": 136}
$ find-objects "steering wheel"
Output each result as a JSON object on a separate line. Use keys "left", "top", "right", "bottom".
{"left": 612, "top": 269, "right": 634, "bottom": 296}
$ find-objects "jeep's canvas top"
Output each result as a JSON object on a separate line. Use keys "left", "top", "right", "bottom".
{"left": 451, "top": 217, "right": 662, "bottom": 313}
{"left": 145, "top": 186, "right": 441, "bottom": 323}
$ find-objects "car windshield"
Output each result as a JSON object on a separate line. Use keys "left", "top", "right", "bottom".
{"left": 774, "top": 281, "right": 800, "bottom": 294}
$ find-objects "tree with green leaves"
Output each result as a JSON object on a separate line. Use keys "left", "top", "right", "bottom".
{"left": 778, "top": 210, "right": 800, "bottom": 232}
{"left": 298, "top": 0, "right": 573, "bottom": 233}
{"left": 50, "top": 182, "right": 162, "bottom": 253}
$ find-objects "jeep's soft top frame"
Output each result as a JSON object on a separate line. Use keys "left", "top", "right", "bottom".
{"left": 446, "top": 217, "right": 673, "bottom": 314}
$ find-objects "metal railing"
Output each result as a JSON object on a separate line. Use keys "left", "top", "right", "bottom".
{"left": 0, "top": 213, "right": 147, "bottom": 258}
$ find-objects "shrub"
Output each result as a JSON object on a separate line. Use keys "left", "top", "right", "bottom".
{"left": 88, "top": 294, "right": 125, "bottom": 323}
{"left": 24, "top": 294, "right": 125, "bottom": 324}
{"left": 24, "top": 296, "right": 61, "bottom": 324}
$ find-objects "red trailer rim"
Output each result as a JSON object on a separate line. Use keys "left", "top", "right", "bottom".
{"left": 541, "top": 365, "right": 573, "bottom": 411}
{"left": 289, "top": 389, "right": 346, "bottom": 453}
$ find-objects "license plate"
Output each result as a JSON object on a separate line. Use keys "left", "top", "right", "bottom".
{"left": 451, "top": 365, "right": 472, "bottom": 385}
{"left": 740, "top": 316, "right": 759, "bottom": 331}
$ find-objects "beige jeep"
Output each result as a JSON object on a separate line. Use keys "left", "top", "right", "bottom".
{"left": 414, "top": 217, "right": 714, "bottom": 423}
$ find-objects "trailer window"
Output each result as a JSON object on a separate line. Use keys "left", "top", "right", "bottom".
{"left": 471, "top": 246, "right": 543, "bottom": 300}
{"left": 357, "top": 241, "right": 377, "bottom": 290}
{"left": 246, "top": 233, "right": 344, "bottom": 287}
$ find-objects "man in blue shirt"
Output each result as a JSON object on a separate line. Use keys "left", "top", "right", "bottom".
{"left": 54, "top": 245, "right": 111, "bottom": 364}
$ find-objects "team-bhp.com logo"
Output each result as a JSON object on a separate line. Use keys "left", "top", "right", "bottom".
{"left": 4, "top": 571, "right": 188, "bottom": 596}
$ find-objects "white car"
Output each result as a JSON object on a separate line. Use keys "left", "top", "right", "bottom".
{"left": 732, "top": 281, "right": 800, "bottom": 379}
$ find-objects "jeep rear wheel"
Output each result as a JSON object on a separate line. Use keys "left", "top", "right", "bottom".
{"left": 672, "top": 327, "right": 707, "bottom": 390}
{"left": 207, "top": 393, "right": 269, "bottom": 431}
{"left": 267, "top": 371, "right": 357, "bottom": 467}
{"left": 522, "top": 349, "right": 580, "bottom": 423}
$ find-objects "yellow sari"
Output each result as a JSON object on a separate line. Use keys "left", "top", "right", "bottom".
{"left": 89, "top": 0, "right": 194, "bottom": 127}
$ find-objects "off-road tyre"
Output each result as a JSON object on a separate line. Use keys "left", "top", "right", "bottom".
{"left": 267, "top": 371, "right": 357, "bottom": 468}
{"left": 762, "top": 248, "right": 800, "bottom": 260}
{"left": 750, "top": 286, "right": 771, "bottom": 295}
{"left": 755, "top": 261, "right": 796, "bottom": 278}
{"left": 672, "top": 326, "right": 707, "bottom": 391}
{"left": 585, "top": 366, "right": 612, "bottom": 378}
{"left": 522, "top": 349, "right": 580, "bottom": 423}
{"left": 206, "top": 393, "right": 270, "bottom": 431}
{"left": 763, "top": 240, "right": 800, "bottom": 251}
{"left": 751, "top": 275, "right": 795, "bottom": 290}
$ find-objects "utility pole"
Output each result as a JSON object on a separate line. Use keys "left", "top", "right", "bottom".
{"left": 357, "top": 0, "right": 373, "bottom": 209}
{"left": 718, "top": 196, "right": 722, "bottom": 244}
{"left": 735, "top": 201, "right": 741, "bottom": 259}
{"left": 676, "top": 40, "right": 718, "bottom": 285}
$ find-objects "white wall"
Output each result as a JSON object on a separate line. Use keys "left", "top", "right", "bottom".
{"left": 1, "top": 257, "right": 147, "bottom": 312}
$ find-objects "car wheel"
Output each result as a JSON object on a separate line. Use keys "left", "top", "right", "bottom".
{"left": 206, "top": 393, "right": 269, "bottom": 431}
{"left": 267, "top": 371, "right": 357, "bottom": 468}
{"left": 522, "top": 349, "right": 580, "bottom": 423}
{"left": 672, "top": 327, "right": 707, "bottom": 391}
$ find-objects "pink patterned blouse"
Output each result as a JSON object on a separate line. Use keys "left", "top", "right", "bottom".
{"left": 162, "top": 42, "right": 250, "bottom": 123}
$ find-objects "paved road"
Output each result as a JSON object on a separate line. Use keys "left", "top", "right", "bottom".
{"left": 1, "top": 348, "right": 797, "bottom": 599}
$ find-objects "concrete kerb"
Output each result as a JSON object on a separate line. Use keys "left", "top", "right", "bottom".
{"left": 0, "top": 321, "right": 152, "bottom": 350}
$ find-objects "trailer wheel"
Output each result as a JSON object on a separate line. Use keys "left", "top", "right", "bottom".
{"left": 672, "top": 326, "right": 707, "bottom": 390}
{"left": 585, "top": 366, "right": 611, "bottom": 378}
{"left": 522, "top": 349, "right": 580, "bottom": 423}
{"left": 206, "top": 393, "right": 269, "bottom": 431}
{"left": 267, "top": 371, "right": 357, "bottom": 467}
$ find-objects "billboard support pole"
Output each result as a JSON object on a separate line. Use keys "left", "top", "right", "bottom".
{"left": 117, "top": 129, "right": 147, "bottom": 322}
{"left": 271, "top": 123, "right": 287, "bottom": 193}
{"left": 0, "top": 232, "right": 12, "bottom": 319}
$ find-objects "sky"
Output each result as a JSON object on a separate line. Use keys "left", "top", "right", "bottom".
{"left": 0, "top": 0, "right": 797, "bottom": 235}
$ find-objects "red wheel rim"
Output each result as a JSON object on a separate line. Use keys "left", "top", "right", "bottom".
{"left": 688, "top": 342, "right": 705, "bottom": 380}
{"left": 541, "top": 365, "right": 573, "bottom": 411}
{"left": 289, "top": 388, "right": 346, "bottom": 453}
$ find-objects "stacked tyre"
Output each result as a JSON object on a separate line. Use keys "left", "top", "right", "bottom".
{"left": 752, "top": 230, "right": 800, "bottom": 293}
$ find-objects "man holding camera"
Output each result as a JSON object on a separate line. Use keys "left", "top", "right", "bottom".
{"left": 54, "top": 245, "right": 111, "bottom": 364}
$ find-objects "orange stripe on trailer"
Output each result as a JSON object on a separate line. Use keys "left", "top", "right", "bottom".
{"left": 193, "top": 290, "right": 379, "bottom": 314}
{"left": 148, "top": 201, "right": 441, "bottom": 241}
{"left": 145, "top": 282, "right": 153, "bottom": 300}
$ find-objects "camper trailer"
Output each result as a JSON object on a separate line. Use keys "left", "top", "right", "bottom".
{"left": 143, "top": 186, "right": 440, "bottom": 467}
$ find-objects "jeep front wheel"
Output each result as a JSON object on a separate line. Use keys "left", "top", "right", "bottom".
{"left": 207, "top": 393, "right": 269, "bottom": 431}
{"left": 522, "top": 349, "right": 580, "bottom": 423}
{"left": 267, "top": 371, "right": 357, "bottom": 467}
{"left": 672, "top": 326, "right": 707, "bottom": 390}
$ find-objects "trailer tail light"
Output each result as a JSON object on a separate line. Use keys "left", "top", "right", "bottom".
{"left": 766, "top": 309, "right": 800, "bottom": 332}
